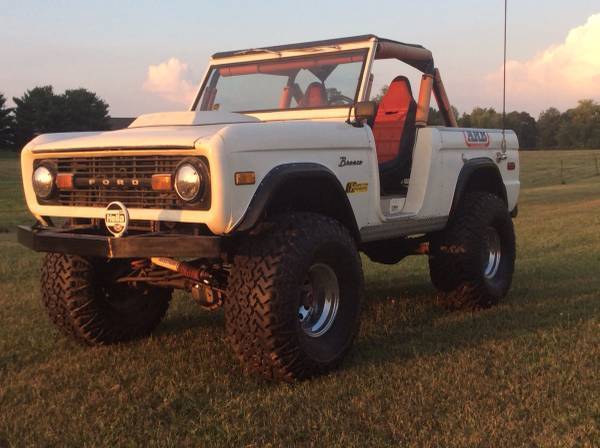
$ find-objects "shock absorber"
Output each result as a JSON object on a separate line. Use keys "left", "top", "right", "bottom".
{"left": 150, "top": 257, "right": 224, "bottom": 309}
{"left": 150, "top": 257, "right": 212, "bottom": 282}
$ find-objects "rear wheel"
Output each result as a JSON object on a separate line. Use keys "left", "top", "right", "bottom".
{"left": 41, "top": 253, "right": 171, "bottom": 345}
{"left": 428, "top": 192, "right": 516, "bottom": 310}
{"left": 225, "top": 213, "right": 363, "bottom": 381}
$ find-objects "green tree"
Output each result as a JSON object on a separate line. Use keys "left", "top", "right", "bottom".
{"left": 458, "top": 112, "right": 472, "bottom": 128}
{"left": 13, "top": 86, "right": 110, "bottom": 149}
{"left": 0, "top": 93, "right": 14, "bottom": 149}
{"left": 505, "top": 111, "right": 537, "bottom": 149}
{"left": 466, "top": 107, "right": 503, "bottom": 129}
{"left": 13, "top": 86, "right": 65, "bottom": 148}
{"left": 457, "top": 108, "right": 537, "bottom": 148}
{"left": 537, "top": 107, "right": 562, "bottom": 148}
{"left": 556, "top": 100, "right": 600, "bottom": 149}
{"left": 427, "top": 106, "right": 460, "bottom": 126}
{"left": 62, "top": 88, "right": 110, "bottom": 132}
{"left": 428, "top": 107, "right": 443, "bottom": 125}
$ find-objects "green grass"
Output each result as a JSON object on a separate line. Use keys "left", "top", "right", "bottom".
{"left": 1, "top": 150, "right": 599, "bottom": 447}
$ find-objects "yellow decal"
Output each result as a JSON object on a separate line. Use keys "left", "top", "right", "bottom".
{"left": 345, "top": 182, "right": 368, "bottom": 193}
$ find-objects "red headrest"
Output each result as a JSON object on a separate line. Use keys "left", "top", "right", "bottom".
{"left": 379, "top": 76, "right": 414, "bottom": 111}
{"left": 301, "top": 82, "right": 326, "bottom": 107}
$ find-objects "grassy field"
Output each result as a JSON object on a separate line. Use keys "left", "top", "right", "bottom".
{"left": 1, "top": 150, "right": 599, "bottom": 447}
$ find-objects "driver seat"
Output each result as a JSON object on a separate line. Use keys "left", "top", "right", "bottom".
{"left": 300, "top": 82, "right": 327, "bottom": 107}
{"left": 372, "top": 76, "right": 417, "bottom": 194}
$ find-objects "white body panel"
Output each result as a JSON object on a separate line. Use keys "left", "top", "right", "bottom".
{"left": 22, "top": 118, "right": 374, "bottom": 234}
{"left": 20, "top": 36, "right": 520, "bottom": 242}
{"left": 401, "top": 126, "right": 519, "bottom": 218}
{"left": 22, "top": 116, "right": 519, "bottom": 238}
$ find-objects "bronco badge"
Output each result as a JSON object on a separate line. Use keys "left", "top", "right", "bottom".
{"left": 339, "top": 156, "right": 363, "bottom": 167}
{"left": 104, "top": 201, "right": 129, "bottom": 237}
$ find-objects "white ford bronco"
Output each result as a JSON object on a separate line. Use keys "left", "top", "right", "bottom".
{"left": 19, "top": 35, "right": 519, "bottom": 381}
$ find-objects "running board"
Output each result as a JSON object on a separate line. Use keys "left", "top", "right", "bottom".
{"left": 359, "top": 216, "right": 447, "bottom": 242}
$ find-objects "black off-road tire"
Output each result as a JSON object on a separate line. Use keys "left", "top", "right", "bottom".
{"left": 41, "top": 253, "right": 171, "bottom": 345}
{"left": 225, "top": 213, "right": 363, "bottom": 381}
{"left": 428, "top": 192, "right": 516, "bottom": 310}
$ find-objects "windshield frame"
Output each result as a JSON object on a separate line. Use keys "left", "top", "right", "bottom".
{"left": 191, "top": 45, "right": 373, "bottom": 116}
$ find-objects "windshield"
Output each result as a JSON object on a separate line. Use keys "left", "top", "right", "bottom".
{"left": 194, "top": 50, "right": 367, "bottom": 113}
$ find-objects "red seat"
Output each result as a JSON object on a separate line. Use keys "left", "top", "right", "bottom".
{"left": 372, "top": 76, "right": 417, "bottom": 193}
{"left": 300, "top": 82, "right": 326, "bottom": 108}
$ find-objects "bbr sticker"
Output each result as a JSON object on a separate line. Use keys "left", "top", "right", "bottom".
{"left": 345, "top": 182, "right": 368, "bottom": 193}
{"left": 463, "top": 130, "right": 490, "bottom": 148}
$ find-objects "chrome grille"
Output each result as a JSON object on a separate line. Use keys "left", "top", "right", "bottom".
{"left": 53, "top": 155, "right": 184, "bottom": 209}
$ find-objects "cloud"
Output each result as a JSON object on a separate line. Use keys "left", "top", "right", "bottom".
{"left": 485, "top": 13, "right": 600, "bottom": 114}
{"left": 143, "top": 58, "right": 197, "bottom": 105}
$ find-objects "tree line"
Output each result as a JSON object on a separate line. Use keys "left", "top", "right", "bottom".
{"left": 426, "top": 106, "right": 539, "bottom": 149}
{"left": 1, "top": 85, "right": 599, "bottom": 150}
{"left": 428, "top": 100, "right": 600, "bottom": 150}
{"left": 373, "top": 86, "right": 600, "bottom": 150}
{"left": 0, "top": 86, "right": 110, "bottom": 150}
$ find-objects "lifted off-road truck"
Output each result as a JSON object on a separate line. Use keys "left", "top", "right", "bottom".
{"left": 19, "top": 35, "right": 519, "bottom": 381}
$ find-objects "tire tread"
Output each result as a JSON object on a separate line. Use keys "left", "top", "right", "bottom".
{"left": 225, "top": 213, "right": 362, "bottom": 381}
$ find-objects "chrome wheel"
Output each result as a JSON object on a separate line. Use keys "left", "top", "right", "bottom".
{"left": 298, "top": 263, "right": 340, "bottom": 337}
{"left": 483, "top": 226, "right": 502, "bottom": 279}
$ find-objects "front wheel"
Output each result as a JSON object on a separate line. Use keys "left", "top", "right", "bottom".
{"left": 41, "top": 253, "right": 172, "bottom": 345}
{"left": 428, "top": 192, "right": 516, "bottom": 310}
{"left": 225, "top": 213, "right": 363, "bottom": 381}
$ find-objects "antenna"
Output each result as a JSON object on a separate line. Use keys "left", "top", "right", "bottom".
{"left": 502, "top": 0, "right": 508, "bottom": 151}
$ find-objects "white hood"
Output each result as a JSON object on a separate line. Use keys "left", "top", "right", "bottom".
{"left": 28, "top": 111, "right": 261, "bottom": 153}
{"left": 128, "top": 111, "right": 260, "bottom": 128}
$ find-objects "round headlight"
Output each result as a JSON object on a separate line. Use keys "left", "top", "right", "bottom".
{"left": 32, "top": 165, "right": 55, "bottom": 199}
{"left": 174, "top": 162, "right": 203, "bottom": 202}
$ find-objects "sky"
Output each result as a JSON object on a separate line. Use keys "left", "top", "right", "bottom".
{"left": 1, "top": 0, "right": 599, "bottom": 118}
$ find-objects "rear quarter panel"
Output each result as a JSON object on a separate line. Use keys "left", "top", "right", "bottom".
{"left": 439, "top": 127, "right": 519, "bottom": 212}
{"left": 402, "top": 127, "right": 519, "bottom": 219}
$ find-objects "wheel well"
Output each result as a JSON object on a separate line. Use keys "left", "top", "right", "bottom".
{"left": 266, "top": 176, "right": 360, "bottom": 240}
{"left": 234, "top": 163, "right": 360, "bottom": 241}
{"left": 451, "top": 161, "right": 508, "bottom": 214}
{"left": 464, "top": 167, "right": 506, "bottom": 201}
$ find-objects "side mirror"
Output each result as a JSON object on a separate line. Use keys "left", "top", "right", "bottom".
{"left": 354, "top": 101, "right": 377, "bottom": 126}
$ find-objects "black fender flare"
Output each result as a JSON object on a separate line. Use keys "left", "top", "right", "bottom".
{"left": 451, "top": 158, "right": 508, "bottom": 215}
{"left": 234, "top": 163, "right": 360, "bottom": 239}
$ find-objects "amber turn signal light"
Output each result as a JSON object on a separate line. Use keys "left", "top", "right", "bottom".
{"left": 151, "top": 174, "right": 172, "bottom": 191}
{"left": 56, "top": 173, "right": 74, "bottom": 190}
{"left": 234, "top": 171, "right": 255, "bottom": 185}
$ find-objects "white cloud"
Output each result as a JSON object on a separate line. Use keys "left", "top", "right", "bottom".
{"left": 485, "top": 13, "right": 600, "bottom": 114}
{"left": 143, "top": 58, "right": 197, "bottom": 105}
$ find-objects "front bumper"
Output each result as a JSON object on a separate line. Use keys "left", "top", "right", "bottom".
{"left": 17, "top": 225, "right": 223, "bottom": 259}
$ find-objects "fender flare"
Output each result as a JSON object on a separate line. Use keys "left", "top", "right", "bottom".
{"left": 451, "top": 158, "right": 508, "bottom": 215}
{"left": 234, "top": 163, "right": 359, "bottom": 238}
